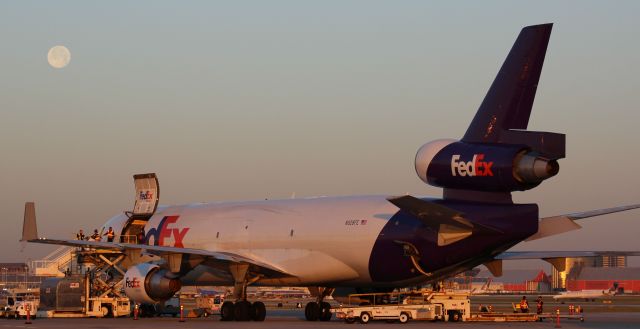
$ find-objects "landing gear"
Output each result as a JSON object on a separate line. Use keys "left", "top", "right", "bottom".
{"left": 305, "top": 302, "right": 320, "bottom": 321}
{"left": 305, "top": 287, "right": 335, "bottom": 321}
{"left": 251, "top": 301, "right": 267, "bottom": 321}
{"left": 234, "top": 300, "right": 251, "bottom": 321}
{"left": 220, "top": 264, "right": 267, "bottom": 322}
{"left": 220, "top": 300, "right": 266, "bottom": 322}
{"left": 220, "top": 301, "right": 235, "bottom": 321}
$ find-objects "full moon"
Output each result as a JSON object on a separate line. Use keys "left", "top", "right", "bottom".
{"left": 47, "top": 45, "right": 71, "bottom": 69}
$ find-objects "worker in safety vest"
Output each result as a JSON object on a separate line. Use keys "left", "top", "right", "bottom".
{"left": 104, "top": 227, "right": 115, "bottom": 242}
{"left": 90, "top": 229, "right": 101, "bottom": 241}
{"left": 536, "top": 296, "right": 544, "bottom": 314}
{"left": 519, "top": 296, "right": 529, "bottom": 313}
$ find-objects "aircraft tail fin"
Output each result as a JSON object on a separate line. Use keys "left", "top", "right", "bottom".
{"left": 21, "top": 202, "right": 38, "bottom": 241}
{"left": 462, "top": 23, "right": 554, "bottom": 146}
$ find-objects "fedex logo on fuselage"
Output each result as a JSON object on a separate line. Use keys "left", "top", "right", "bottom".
{"left": 145, "top": 215, "right": 190, "bottom": 248}
{"left": 451, "top": 154, "right": 494, "bottom": 177}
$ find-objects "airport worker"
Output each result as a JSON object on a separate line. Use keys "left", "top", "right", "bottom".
{"left": 519, "top": 296, "right": 529, "bottom": 313}
{"left": 137, "top": 231, "right": 146, "bottom": 244}
{"left": 91, "top": 229, "right": 101, "bottom": 241}
{"left": 104, "top": 227, "right": 115, "bottom": 242}
{"left": 536, "top": 296, "right": 544, "bottom": 314}
{"left": 488, "top": 305, "right": 493, "bottom": 312}
{"left": 76, "top": 229, "right": 85, "bottom": 240}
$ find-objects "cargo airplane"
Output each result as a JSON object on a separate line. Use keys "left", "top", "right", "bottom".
{"left": 21, "top": 23, "right": 640, "bottom": 322}
{"left": 553, "top": 283, "right": 620, "bottom": 302}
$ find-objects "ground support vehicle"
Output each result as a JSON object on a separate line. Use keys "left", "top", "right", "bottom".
{"left": 5, "top": 300, "right": 38, "bottom": 319}
{"left": 332, "top": 291, "right": 470, "bottom": 324}
{"left": 85, "top": 297, "right": 130, "bottom": 317}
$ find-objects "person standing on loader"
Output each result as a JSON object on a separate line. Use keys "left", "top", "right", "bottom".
{"left": 519, "top": 296, "right": 529, "bottom": 313}
{"left": 104, "top": 227, "right": 115, "bottom": 242}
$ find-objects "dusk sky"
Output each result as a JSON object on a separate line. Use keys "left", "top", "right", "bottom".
{"left": 1, "top": 1, "right": 639, "bottom": 269}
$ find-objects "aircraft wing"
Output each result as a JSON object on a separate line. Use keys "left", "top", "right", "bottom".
{"left": 526, "top": 204, "right": 640, "bottom": 241}
{"left": 497, "top": 251, "right": 640, "bottom": 260}
{"left": 494, "top": 250, "right": 640, "bottom": 274}
{"left": 26, "top": 237, "right": 289, "bottom": 275}
{"left": 21, "top": 202, "right": 290, "bottom": 276}
{"left": 387, "top": 195, "right": 502, "bottom": 246}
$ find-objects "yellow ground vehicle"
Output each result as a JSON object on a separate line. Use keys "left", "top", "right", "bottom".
{"left": 85, "top": 297, "right": 130, "bottom": 318}
{"left": 333, "top": 291, "right": 470, "bottom": 324}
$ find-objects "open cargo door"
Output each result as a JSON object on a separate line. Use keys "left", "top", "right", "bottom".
{"left": 120, "top": 173, "right": 160, "bottom": 243}
{"left": 132, "top": 173, "right": 159, "bottom": 218}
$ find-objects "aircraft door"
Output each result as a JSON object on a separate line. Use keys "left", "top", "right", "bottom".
{"left": 133, "top": 173, "right": 159, "bottom": 218}
{"left": 120, "top": 173, "right": 160, "bottom": 243}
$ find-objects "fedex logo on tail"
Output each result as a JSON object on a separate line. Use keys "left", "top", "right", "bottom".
{"left": 451, "top": 154, "right": 494, "bottom": 177}
{"left": 145, "top": 215, "right": 190, "bottom": 248}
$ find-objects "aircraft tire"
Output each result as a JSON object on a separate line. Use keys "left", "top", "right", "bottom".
{"left": 220, "top": 301, "right": 235, "bottom": 321}
{"left": 319, "top": 302, "right": 332, "bottom": 321}
{"left": 251, "top": 301, "right": 266, "bottom": 321}
{"left": 234, "top": 301, "right": 251, "bottom": 321}
{"left": 304, "top": 302, "right": 320, "bottom": 321}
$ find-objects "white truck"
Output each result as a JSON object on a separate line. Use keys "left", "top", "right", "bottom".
{"left": 333, "top": 291, "right": 470, "bottom": 324}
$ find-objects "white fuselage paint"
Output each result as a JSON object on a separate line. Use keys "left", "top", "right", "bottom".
{"left": 103, "top": 195, "right": 405, "bottom": 286}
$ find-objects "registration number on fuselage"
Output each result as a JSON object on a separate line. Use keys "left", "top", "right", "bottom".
{"left": 345, "top": 219, "right": 367, "bottom": 226}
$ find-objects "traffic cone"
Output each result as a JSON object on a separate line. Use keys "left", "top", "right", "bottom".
{"left": 25, "top": 304, "right": 32, "bottom": 325}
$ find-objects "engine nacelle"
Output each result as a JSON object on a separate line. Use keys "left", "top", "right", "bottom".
{"left": 415, "top": 140, "right": 559, "bottom": 192}
{"left": 124, "top": 263, "right": 181, "bottom": 304}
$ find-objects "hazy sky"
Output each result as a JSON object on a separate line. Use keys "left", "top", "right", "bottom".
{"left": 1, "top": 1, "right": 639, "bottom": 269}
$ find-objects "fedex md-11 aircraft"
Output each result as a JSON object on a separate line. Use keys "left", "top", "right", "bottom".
{"left": 21, "top": 23, "right": 640, "bottom": 322}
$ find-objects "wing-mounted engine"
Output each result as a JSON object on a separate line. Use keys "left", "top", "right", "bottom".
{"left": 120, "top": 173, "right": 160, "bottom": 243}
{"left": 124, "top": 262, "right": 181, "bottom": 304}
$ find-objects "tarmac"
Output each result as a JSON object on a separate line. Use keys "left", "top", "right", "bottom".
{"left": 3, "top": 311, "right": 640, "bottom": 329}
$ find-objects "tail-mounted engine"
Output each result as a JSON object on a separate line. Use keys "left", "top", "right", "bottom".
{"left": 415, "top": 139, "right": 560, "bottom": 193}
{"left": 413, "top": 24, "right": 566, "bottom": 198}
{"left": 124, "top": 263, "right": 181, "bottom": 304}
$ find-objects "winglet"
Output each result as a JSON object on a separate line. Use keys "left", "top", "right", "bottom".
{"left": 21, "top": 202, "right": 38, "bottom": 241}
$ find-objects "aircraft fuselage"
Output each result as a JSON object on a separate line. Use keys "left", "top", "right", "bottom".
{"left": 103, "top": 195, "right": 538, "bottom": 288}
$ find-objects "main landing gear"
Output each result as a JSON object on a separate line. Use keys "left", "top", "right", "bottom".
{"left": 220, "top": 264, "right": 266, "bottom": 322}
{"left": 305, "top": 287, "right": 334, "bottom": 321}
{"left": 220, "top": 300, "right": 266, "bottom": 321}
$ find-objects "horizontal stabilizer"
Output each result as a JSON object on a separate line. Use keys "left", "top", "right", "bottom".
{"left": 526, "top": 203, "right": 640, "bottom": 241}
{"left": 387, "top": 195, "right": 501, "bottom": 246}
